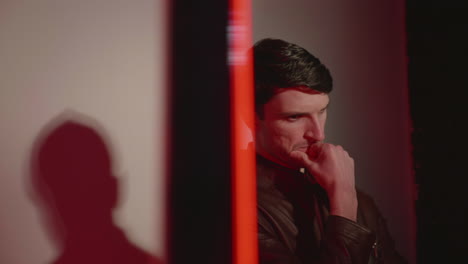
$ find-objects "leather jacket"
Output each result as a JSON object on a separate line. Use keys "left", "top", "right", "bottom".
{"left": 257, "top": 155, "right": 407, "bottom": 264}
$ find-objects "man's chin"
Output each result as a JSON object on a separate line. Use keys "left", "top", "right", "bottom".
{"left": 287, "top": 149, "right": 310, "bottom": 169}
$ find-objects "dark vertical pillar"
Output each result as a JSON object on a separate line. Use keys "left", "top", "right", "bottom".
{"left": 168, "top": 1, "right": 232, "bottom": 264}
{"left": 407, "top": 1, "right": 468, "bottom": 263}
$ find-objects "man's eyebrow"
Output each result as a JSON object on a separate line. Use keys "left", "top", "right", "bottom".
{"left": 277, "top": 101, "right": 331, "bottom": 117}
{"left": 278, "top": 111, "right": 308, "bottom": 117}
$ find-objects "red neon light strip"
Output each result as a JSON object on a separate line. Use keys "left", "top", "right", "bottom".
{"left": 229, "top": 0, "right": 257, "bottom": 264}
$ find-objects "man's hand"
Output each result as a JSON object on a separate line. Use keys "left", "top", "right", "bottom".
{"left": 290, "top": 143, "right": 358, "bottom": 221}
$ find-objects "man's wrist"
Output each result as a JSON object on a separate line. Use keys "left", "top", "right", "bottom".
{"left": 328, "top": 187, "right": 358, "bottom": 221}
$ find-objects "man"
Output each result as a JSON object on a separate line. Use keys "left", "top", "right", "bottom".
{"left": 254, "top": 38, "right": 406, "bottom": 264}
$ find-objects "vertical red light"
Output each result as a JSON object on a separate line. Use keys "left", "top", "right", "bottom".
{"left": 228, "top": 0, "right": 257, "bottom": 264}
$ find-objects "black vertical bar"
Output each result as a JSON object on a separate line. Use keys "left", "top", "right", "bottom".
{"left": 168, "top": 1, "right": 232, "bottom": 264}
{"left": 407, "top": 1, "right": 468, "bottom": 263}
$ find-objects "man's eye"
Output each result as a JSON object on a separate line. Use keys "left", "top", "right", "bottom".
{"left": 286, "top": 115, "right": 301, "bottom": 121}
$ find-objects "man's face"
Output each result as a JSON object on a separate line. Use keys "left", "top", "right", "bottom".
{"left": 255, "top": 88, "right": 329, "bottom": 169}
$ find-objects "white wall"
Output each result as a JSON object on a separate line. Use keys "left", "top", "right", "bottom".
{"left": 0, "top": 1, "right": 166, "bottom": 263}
{"left": 253, "top": 0, "right": 415, "bottom": 263}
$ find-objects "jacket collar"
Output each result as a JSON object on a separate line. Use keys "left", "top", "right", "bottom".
{"left": 256, "top": 154, "right": 313, "bottom": 196}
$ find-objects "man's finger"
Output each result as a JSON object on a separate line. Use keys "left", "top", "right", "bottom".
{"left": 307, "top": 143, "right": 324, "bottom": 161}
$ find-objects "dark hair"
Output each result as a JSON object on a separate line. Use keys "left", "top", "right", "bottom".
{"left": 254, "top": 38, "right": 333, "bottom": 116}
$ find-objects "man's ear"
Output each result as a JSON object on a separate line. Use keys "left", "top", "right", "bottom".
{"left": 254, "top": 113, "right": 261, "bottom": 129}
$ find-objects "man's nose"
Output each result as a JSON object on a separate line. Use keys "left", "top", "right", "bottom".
{"left": 304, "top": 119, "right": 325, "bottom": 142}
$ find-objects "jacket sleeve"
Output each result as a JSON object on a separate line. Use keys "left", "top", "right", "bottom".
{"left": 259, "top": 213, "right": 376, "bottom": 264}
{"left": 373, "top": 214, "right": 408, "bottom": 264}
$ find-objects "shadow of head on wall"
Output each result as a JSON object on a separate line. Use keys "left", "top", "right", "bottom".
{"left": 29, "top": 112, "right": 160, "bottom": 264}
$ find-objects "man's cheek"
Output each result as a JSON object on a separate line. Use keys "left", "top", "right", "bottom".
{"left": 278, "top": 137, "right": 294, "bottom": 153}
